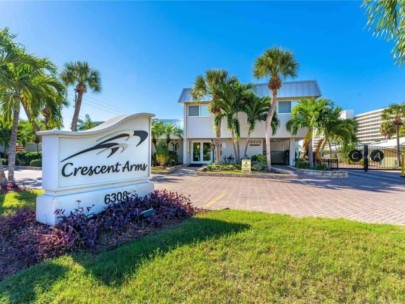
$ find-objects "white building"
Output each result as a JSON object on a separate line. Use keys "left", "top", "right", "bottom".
{"left": 178, "top": 80, "right": 322, "bottom": 165}
{"left": 354, "top": 108, "right": 385, "bottom": 144}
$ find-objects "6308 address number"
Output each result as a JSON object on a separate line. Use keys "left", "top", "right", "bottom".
{"left": 104, "top": 191, "right": 130, "bottom": 205}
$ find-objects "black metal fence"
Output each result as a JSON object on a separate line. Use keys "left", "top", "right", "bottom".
{"left": 323, "top": 144, "right": 401, "bottom": 171}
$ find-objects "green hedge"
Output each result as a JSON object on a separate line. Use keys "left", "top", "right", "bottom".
{"left": 29, "top": 159, "right": 42, "bottom": 167}
{"left": 16, "top": 152, "right": 42, "bottom": 166}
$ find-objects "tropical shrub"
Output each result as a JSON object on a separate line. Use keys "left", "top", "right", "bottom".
{"left": 29, "top": 159, "right": 42, "bottom": 167}
{"left": 252, "top": 163, "right": 265, "bottom": 171}
{"left": 251, "top": 154, "right": 266, "bottom": 164}
{"left": 0, "top": 190, "right": 196, "bottom": 266}
{"left": 314, "top": 164, "right": 329, "bottom": 171}
{"left": 15, "top": 151, "right": 42, "bottom": 166}
{"left": 156, "top": 152, "right": 170, "bottom": 167}
{"left": 1, "top": 158, "right": 6, "bottom": 165}
{"left": 295, "top": 158, "right": 310, "bottom": 169}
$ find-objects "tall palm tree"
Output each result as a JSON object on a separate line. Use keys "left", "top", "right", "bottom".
{"left": 151, "top": 120, "right": 166, "bottom": 151}
{"left": 242, "top": 95, "right": 279, "bottom": 159}
{"left": 163, "top": 123, "right": 183, "bottom": 147}
{"left": 363, "top": 0, "right": 405, "bottom": 65}
{"left": 253, "top": 47, "right": 298, "bottom": 170}
{"left": 191, "top": 70, "right": 238, "bottom": 165}
{"left": 61, "top": 61, "right": 101, "bottom": 131}
{"left": 287, "top": 98, "right": 331, "bottom": 167}
{"left": 214, "top": 81, "right": 255, "bottom": 162}
{"left": 380, "top": 121, "right": 396, "bottom": 139}
{"left": 381, "top": 103, "right": 405, "bottom": 166}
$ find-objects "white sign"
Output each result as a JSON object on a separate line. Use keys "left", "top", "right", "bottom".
{"left": 241, "top": 159, "right": 251, "bottom": 174}
{"left": 36, "top": 113, "right": 155, "bottom": 225}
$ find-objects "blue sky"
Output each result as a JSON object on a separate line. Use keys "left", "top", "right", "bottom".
{"left": 1, "top": 1, "right": 404, "bottom": 126}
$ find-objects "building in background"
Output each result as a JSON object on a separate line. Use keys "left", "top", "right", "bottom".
{"left": 354, "top": 108, "right": 385, "bottom": 144}
{"left": 178, "top": 80, "right": 322, "bottom": 165}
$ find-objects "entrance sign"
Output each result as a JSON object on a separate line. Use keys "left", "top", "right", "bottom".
{"left": 348, "top": 149, "right": 363, "bottom": 162}
{"left": 370, "top": 149, "right": 384, "bottom": 162}
{"left": 36, "top": 113, "right": 155, "bottom": 225}
{"left": 241, "top": 159, "right": 251, "bottom": 174}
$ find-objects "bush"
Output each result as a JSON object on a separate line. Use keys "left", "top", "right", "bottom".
{"left": 295, "top": 158, "right": 310, "bottom": 169}
{"left": 1, "top": 158, "right": 6, "bottom": 166}
{"left": 156, "top": 152, "right": 170, "bottom": 167}
{"left": 29, "top": 159, "right": 42, "bottom": 167}
{"left": 168, "top": 151, "right": 178, "bottom": 166}
{"left": 251, "top": 154, "right": 266, "bottom": 164}
{"left": 0, "top": 190, "right": 197, "bottom": 266}
{"left": 314, "top": 164, "right": 329, "bottom": 171}
{"left": 252, "top": 163, "right": 265, "bottom": 171}
{"left": 16, "top": 152, "right": 42, "bottom": 166}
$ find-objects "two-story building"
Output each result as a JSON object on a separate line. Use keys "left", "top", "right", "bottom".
{"left": 178, "top": 80, "right": 322, "bottom": 166}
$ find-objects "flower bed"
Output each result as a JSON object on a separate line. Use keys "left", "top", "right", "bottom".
{"left": 0, "top": 190, "right": 198, "bottom": 281}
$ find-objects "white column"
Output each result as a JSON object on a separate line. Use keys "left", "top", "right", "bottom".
{"left": 289, "top": 138, "right": 295, "bottom": 166}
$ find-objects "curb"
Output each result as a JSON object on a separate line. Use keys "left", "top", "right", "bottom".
{"left": 289, "top": 166, "right": 348, "bottom": 178}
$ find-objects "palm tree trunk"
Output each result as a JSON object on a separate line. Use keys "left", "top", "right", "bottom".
{"left": 265, "top": 90, "right": 278, "bottom": 171}
{"left": 308, "top": 138, "right": 314, "bottom": 167}
{"left": 0, "top": 162, "right": 6, "bottom": 185}
{"left": 231, "top": 129, "right": 237, "bottom": 162}
{"left": 21, "top": 101, "right": 41, "bottom": 132}
{"left": 215, "top": 125, "right": 221, "bottom": 165}
{"left": 71, "top": 89, "right": 84, "bottom": 132}
{"left": 7, "top": 100, "right": 21, "bottom": 182}
{"left": 243, "top": 132, "right": 251, "bottom": 159}
{"left": 396, "top": 126, "right": 401, "bottom": 166}
{"left": 328, "top": 140, "right": 333, "bottom": 159}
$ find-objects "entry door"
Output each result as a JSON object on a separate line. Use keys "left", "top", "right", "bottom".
{"left": 192, "top": 142, "right": 212, "bottom": 163}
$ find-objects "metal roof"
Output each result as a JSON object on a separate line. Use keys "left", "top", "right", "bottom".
{"left": 178, "top": 80, "right": 322, "bottom": 103}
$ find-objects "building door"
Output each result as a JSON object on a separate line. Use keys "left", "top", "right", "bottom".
{"left": 192, "top": 141, "right": 212, "bottom": 163}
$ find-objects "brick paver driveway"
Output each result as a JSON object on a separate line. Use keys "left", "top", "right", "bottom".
{"left": 153, "top": 168, "right": 405, "bottom": 225}
{"left": 11, "top": 168, "right": 405, "bottom": 225}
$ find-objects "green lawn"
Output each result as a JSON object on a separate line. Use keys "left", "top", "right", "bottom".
{"left": 0, "top": 189, "right": 43, "bottom": 215}
{"left": 1, "top": 210, "right": 404, "bottom": 303}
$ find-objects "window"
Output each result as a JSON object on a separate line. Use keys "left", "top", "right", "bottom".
{"left": 188, "top": 105, "right": 210, "bottom": 117}
{"left": 200, "top": 105, "right": 210, "bottom": 117}
{"left": 278, "top": 101, "right": 291, "bottom": 113}
{"left": 188, "top": 106, "right": 199, "bottom": 116}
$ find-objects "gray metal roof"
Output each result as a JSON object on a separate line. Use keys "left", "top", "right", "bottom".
{"left": 178, "top": 80, "right": 322, "bottom": 103}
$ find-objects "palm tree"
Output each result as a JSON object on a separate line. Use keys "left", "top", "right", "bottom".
{"left": 319, "top": 105, "right": 358, "bottom": 153}
{"left": 191, "top": 70, "right": 238, "bottom": 165}
{"left": 0, "top": 54, "right": 55, "bottom": 182}
{"left": 287, "top": 98, "right": 331, "bottom": 167}
{"left": 363, "top": 0, "right": 405, "bottom": 65}
{"left": 151, "top": 120, "right": 166, "bottom": 151}
{"left": 381, "top": 103, "right": 405, "bottom": 166}
{"left": 242, "top": 95, "right": 280, "bottom": 159}
{"left": 163, "top": 123, "right": 183, "bottom": 147}
{"left": 61, "top": 61, "right": 101, "bottom": 131}
{"left": 380, "top": 121, "right": 396, "bottom": 139}
{"left": 78, "top": 114, "right": 97, "bottom": 131}
{"left": 253, "top": 47, "right": 298, "bottom": 170}
{"left": 214, "top": 81, "right": 255, "bottom": 161}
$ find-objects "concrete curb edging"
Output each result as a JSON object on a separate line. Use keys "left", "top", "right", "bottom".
{"left": 151, "top": 164, "right": 183, "bottom": 175}
{"left": 197, "top": 166, "right": 297, "bottom": 179}
{"left": 289, "top": 166, "right": 348, "bottom": 178}
{"left": 14, "top": 166, "right": 42, "bottom": 171}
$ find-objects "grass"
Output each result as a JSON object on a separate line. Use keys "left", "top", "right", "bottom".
{"left": 0, "top": 189, "right": 43, "bottom": 215}
{"left": 1, "top": 210, "right": 404, "bottom": 303}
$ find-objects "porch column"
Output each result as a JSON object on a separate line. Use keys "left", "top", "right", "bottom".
{"left": 289, "top": 138, "right": 295, "bottom": 166}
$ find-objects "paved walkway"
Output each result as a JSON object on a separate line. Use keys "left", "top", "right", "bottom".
{"left": 153, "top": 168, "right": 405, "bottom": 225}
{"left": 9, "top": 167, "right": 405, "bottom": 225}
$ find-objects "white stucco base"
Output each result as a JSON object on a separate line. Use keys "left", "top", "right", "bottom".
{"left": 36, "top": 181, "right": 154, "bottom": 226}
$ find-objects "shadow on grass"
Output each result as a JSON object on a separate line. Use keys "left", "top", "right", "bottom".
{"left": 0, "top": 190, "right": 39, "bottom": 215}
{"left": 1, "top": 216, "right": 249, "bottom": 302}
{"left": 77, "top": 217, "right": 250, "bottom": 286}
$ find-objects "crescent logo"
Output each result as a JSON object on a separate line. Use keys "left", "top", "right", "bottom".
{"left": 61, "top": 130, "right": 148, "bottom": 162}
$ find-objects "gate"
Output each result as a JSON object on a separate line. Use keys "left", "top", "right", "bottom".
{"left": 325, "top": 145, "right": 401, "bottom": 171}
